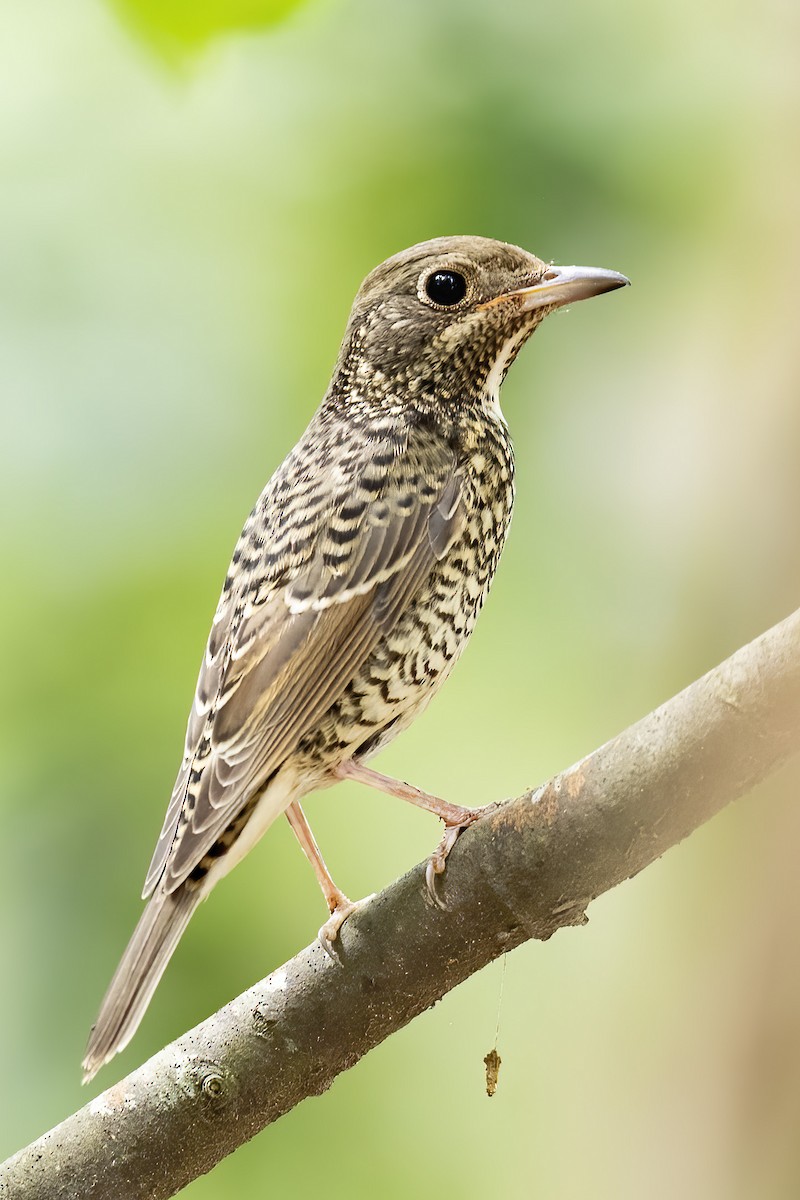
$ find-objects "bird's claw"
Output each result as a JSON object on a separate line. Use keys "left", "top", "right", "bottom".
{"left": 317, "top": 893, "right": 374, "bottom": 962}
{"left": 425, "top": 810, "right": 483, "bottom": 908}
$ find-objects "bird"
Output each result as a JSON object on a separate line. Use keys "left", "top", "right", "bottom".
{"left": 82, "top": 235, "right": 628, "bottom": 1083}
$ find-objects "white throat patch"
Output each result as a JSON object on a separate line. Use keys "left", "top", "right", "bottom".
{"left": 483, "top": 326, "right": 532, "bottom": 419}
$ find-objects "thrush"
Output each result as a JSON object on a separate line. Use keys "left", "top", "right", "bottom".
{"left": 82, "top": 235, "right": 628, "bottom": 1082}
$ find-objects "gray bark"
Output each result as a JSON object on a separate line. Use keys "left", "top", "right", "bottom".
{"left": 3, "top": 607, "right": 800, "bottom": 1200}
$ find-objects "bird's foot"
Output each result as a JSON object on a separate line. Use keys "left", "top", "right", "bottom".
{"left": 317, "top": 892, "right": 374, "bottom": 961}
{"left": 425, "top": 807, "right": 485, "bottom": 908}
{"left": 331, "top": 760, "right": 491, "bottom": 909}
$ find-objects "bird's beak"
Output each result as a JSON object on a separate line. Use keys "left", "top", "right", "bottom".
{"left": 509, "top": 264, "right": 630, "bottom": 311}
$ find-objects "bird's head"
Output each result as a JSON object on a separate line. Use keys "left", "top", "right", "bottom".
{"left": 335, "top": 235, "right": 629, "bottom": 407}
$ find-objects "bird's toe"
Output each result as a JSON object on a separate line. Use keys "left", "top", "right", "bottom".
{"left": 317, "top": 893, "right": 374, "bottom": 960}
{"left": 424, "top": 809, "right": 485, "bottom": 907}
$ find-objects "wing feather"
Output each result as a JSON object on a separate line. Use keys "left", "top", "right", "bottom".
{"left": 143, "top": 432, "right": 465, "bottom": 899}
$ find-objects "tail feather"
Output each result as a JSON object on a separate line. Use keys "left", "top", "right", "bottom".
{"left": 82, "top": 886, "right": 201, "bottom": 1084}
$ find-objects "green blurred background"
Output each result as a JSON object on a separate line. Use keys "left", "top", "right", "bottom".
{"left": 3, "top": 0, "right": 800, "bottom": 1195}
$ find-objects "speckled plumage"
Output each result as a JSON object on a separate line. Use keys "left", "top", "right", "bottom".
{"left": 83, "top": 236, "right": 627, "bottom": 1081}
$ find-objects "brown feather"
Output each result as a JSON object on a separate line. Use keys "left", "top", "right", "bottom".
{"left": 82, "top": 886, "right": 200, "bottom": 1083}
{"left": 144, "top": 448, "right": 463, "bottom": 898}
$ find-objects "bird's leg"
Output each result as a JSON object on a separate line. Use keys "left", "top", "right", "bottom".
{"left": 285, "top": 801, "right": 367, "bottom": 958}
{"left": 333, "top": 759, "right": 486, "bottom": 907}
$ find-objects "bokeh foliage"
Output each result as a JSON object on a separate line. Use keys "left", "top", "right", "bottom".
{"left": 2, "top": 0, "right": 800, "bottom": 1196}
{"left": 110, "top": 0, "right": 310, "bottom": 56}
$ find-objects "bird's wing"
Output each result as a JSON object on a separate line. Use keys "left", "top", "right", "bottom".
{"left": 143, "top": 432, "right": 465, "bottom": 898}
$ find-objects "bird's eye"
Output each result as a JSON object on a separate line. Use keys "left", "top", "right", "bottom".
{"left": 424, "top": 269, "right": 468, "bottom": 307}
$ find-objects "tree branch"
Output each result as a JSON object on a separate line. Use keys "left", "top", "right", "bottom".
{"left": 4, "top": 607, "right": 800, "bottom": 1200}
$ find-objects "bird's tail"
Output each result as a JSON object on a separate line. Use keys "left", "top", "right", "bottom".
{"left": 82, "top": 885, "right": 201, "bottom": 1084}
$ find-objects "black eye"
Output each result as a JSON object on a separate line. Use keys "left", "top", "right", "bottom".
{"left": 424, "top": 269, "right": 467, "bottom": 307}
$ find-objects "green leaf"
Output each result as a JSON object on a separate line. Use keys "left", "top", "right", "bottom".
{"left": 108, "top": 0, "right": 311, "bottom": 56}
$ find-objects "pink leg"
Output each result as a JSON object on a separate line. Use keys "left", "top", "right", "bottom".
{"left": 285, "top": 801, "right": 369, "bottom": 956}
{"left": 333, "top": 759, "right": 487, "bottom": 905}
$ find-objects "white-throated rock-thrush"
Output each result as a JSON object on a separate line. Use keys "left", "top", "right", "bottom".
{"left": 83, "top": 236, "right": 628, "bottom": 1081}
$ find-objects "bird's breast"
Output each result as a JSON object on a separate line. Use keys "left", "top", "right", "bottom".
{"left": 292, "top": 411, "right": 516, "bottom": 769}
{"left": 441, "top": 416, "right": 516, "bottom": 616}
